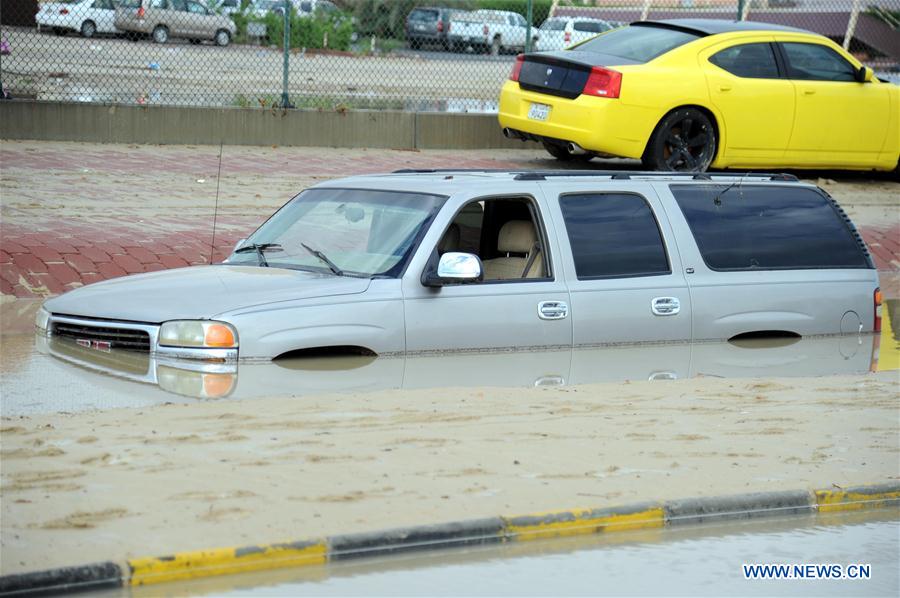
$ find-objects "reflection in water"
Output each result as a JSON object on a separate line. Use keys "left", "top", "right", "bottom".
{"left": 0, "top": 295, "right": 894, "bottom": 414}
{"left": 4, "top": 331, "right": 883, "bottom": 414}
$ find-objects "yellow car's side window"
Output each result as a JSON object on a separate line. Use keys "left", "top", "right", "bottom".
{"left": 781, "top": 43, "right": 857, "bottom": 82}
{"left": 709, "top": 43, "right": 780, "bottom": 79}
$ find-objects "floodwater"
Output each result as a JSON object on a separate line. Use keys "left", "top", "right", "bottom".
{"left": 1, "top": 298, "right": 897, "bottom": 415}
{"left": 106, "top": 510, "right": 899, "bottom": 597}
{"left": 0, "top": 299, "right": 894, "bottom": 415}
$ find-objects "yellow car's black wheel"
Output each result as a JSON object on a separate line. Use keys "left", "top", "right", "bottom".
{"left": 643, "top": 108, "right": 716, "bottom": 172}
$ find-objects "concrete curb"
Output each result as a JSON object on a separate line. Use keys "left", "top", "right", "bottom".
{"left": 0, "top": 101, "right": 541, "bottom": 150}
{"left": 1, "top": 482, "right": 897, "bottom": 595}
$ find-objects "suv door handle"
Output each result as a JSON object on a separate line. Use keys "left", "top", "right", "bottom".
{"left": 538, "top": 300, "right": 568, "bottom": 320}
{"left": 651, "top": 297, "right": 680, "bottom": 316}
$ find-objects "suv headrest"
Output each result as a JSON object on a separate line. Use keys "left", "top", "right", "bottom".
{"left": 498, "top": 220, "right": 537, "bottom": 254}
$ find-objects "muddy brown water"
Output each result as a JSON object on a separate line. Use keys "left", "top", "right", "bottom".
{"left": 0, "top": 297, "right": 892, "bottom": 415}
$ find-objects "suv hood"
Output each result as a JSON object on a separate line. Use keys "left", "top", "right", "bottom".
{"left": 44, "top": 265, "right": 371, "bottom": 323}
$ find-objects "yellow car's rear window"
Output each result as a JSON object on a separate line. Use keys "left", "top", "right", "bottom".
{"left": 576, "top": 24, "right": 700, "bottom": 63}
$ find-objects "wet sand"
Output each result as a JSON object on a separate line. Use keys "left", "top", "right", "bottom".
{"left": 2, "top": 372, "right": 898, "bottom": 575}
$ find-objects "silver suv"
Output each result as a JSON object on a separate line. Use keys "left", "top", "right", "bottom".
{"left": 38, "top": 171, "right": 881, "bottom": 361}
{"left": 115, "top": 0, "right": 236, "bottom": 46}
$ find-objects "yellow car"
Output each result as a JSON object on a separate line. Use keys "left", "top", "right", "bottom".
{"left": 498, "top": 19, "right": 900, "bottom": 172}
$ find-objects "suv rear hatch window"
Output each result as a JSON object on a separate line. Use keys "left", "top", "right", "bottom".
{"left": 409, "top": 9, "right": 438, "bottom": 22}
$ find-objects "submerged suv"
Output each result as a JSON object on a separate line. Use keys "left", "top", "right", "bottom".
{"left": 38, "top": 171, "right": 881, "bottom": 361}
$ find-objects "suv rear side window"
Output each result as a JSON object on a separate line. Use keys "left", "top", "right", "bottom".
{"left": 575, "top": 24, "right": 700, "bottom": 63}
{"left": 710, "top": 43, "right": 779, "bottom": 78}
{"left": 671, "top": 185, "right": 869, "bottom": 271}
{"left": 559, "top": 193, "right": 670, "bottom": 279}
{"left": 781, "top": 43, "right": 856, "bottom": 81}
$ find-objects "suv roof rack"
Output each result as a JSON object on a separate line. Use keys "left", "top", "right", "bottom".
{"left": 391, "top": 168, "right": 511, "bottom": 174}
{"left": 511, "top": 171, "right": 800, "bottom": 182}
{"left": 390, "top": 169, "right": 799, "bottom": 182}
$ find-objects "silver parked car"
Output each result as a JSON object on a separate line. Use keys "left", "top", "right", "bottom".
{"left": 37, "top": 171, "right": 881, "bottom": 361}
{"left": 115, "top": 0, "right": 237, "bottom": 45}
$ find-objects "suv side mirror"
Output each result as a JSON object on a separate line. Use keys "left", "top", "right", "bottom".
{"left": 855, "top": 65, "right": 874, "bottom": 83}
{"left": 422, "top": 252, "right": 484, "bottom": 287}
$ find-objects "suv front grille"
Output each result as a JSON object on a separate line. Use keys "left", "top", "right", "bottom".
{"left": 52, "top": 322, "right": 152, "bottom": 352}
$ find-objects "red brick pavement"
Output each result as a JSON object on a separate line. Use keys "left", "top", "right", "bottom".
{"left": 0, "top": 146, "right": 528, "bottom": 178}
{"left": 1, "top": 143, "right": 897, "bottom": 299}
{"left": 1, "top": 218, "right": 897, "bottom": 300}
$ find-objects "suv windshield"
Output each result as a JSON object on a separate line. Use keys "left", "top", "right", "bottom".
{"left": 574, "top": 24, "right": 701, "bottom": 62}
{"left": 227, "top": 188, "right": 446, "bottom": 277}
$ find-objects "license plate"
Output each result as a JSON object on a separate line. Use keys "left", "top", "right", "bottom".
{"left": 415, "top": 24, "right": 425, "bottom": 31}
{"left": 76, "top": 338, "right": 112, "bottom": 352}
{"left": 528, "top": 103, "right": 551, "bottom": 121}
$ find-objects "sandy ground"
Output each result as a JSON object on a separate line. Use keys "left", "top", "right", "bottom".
{"left": 1, "top": 372, "right": 898, "bottom": 575}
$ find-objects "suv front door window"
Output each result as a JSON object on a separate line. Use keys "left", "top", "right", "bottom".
{"left": 403, "top": 195, "right": 571, "bottom": 352}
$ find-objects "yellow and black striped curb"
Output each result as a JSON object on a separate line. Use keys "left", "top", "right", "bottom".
{"left": 2, "top": 482, "right": 897, "bottom": 595}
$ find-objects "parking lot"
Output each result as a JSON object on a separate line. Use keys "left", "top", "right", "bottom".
{"left": 2, "top": 26, "right": 514, "bottom": 107}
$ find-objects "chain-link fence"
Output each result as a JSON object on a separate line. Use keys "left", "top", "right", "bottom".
{"left": 0, "top": 0, "right": 897, "bottom": 110}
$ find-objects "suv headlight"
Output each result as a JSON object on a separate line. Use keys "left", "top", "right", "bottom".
{"left": 35, "top": 307, "right": 50, "bottom": 332}
{"left": 159, "top": 321, "right": 238, "bottom": 348}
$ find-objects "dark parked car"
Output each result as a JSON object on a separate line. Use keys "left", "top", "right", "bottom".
{"left": 406, "top": 6, "right": 457, "bottom": 50}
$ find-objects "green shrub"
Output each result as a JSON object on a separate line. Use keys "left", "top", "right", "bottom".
{"left": 259, "top": 8, "right": 354, "bottom": 50}
{"left": 352, "top": 0, "right": 418, "bottom": 39}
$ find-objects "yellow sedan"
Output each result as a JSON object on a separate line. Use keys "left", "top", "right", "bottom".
{"left": 497, "top": 19, "right": 899, "bottom": 172}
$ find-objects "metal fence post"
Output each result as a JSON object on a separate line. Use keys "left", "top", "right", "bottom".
{"left": 737, "top": 0, "right": 744, "bottom": 21}
{"left": 844, "top": 0, "right": 862, "bottom": 50}
{"left": 281, "top": 0, "right": 292, "bottom": 108}
{"left": 525, "top": 0, "right": 533, "bottom": 53}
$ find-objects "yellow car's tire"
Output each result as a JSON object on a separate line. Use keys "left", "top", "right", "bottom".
{"left": 643, "top": 107, "right": 716, "bottom": 172}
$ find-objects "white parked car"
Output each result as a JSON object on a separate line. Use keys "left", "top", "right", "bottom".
{"left": 452, "top": 9, "right": 539, "bottom": 55}
{"left": 536, "top": 16, "right": 614, "bottom": 51}
{"left": 36, "top": 0, "right": 120, "bottom": 38}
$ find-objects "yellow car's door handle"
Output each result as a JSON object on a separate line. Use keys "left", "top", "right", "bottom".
{"left": 719, "top": 85, "right": 732, "bottom": 92}
{"left": 803, "top": 89, "right": 816, "bottom": 95}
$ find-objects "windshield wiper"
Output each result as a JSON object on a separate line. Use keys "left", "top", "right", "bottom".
{"left": 301, "top": 242, "right": 343, "bottom": 276}
{"left": 234, "top": 243, "right": 282, "bottom": 268}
